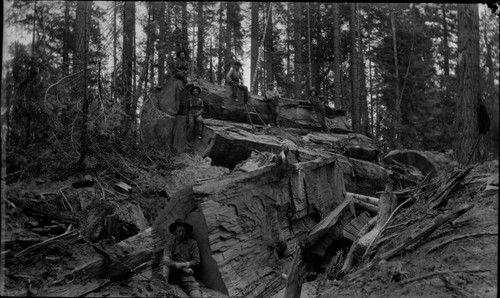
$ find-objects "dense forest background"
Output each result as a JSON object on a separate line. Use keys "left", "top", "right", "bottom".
{"left": 2, "top": 2, "right": 499, "bottom": 181}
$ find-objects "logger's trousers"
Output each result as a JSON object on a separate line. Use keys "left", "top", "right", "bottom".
{"left": 163, "top": 267, "right": 202, "bottom": 297}
{"left": 313, "top": 105, "right": 329, "bottom": 132}
{"left": 267, "top": 99, "right": 280, "bottom": 125}
{"left": 188, "top": 111, "right": 203, "bottom": 137}
{"left": 229, "top": 81, "right": 249, "bottom": 104}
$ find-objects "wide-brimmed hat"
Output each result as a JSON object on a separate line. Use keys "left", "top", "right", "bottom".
{"left": 309, "top": 88, "right": 318, "bottom": 95}
{"left": 176, "top": 50, "right": 188, "bottom": 58}
{"left": 233, "top": 61, "right": 242, "bottom": 67}
{"left": 267, "top": 83, "right": 275, "bottom": 87}
{"left": 190, "top": 85, "right": 201, "bottom": 95}
{"left": 169, "top": 219, "right": 193, "bottom": 235}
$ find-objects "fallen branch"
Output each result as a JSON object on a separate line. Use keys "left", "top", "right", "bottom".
{"left": 14, "top": 228, "right": 80, "bottom": 257}
{"left": 400, "top": 268, "right": 496, "bottom": 285}
{"left": 378, "top": 204, "right": 474, "bottom": 261}
{"left": 59, "top": 187, "right": 74, "bottom": 213}
{"left": 428, "top": 232, "right": 498, "bottom": 253}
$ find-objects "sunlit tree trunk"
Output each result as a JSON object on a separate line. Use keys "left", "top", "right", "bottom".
{"left": 453, "top": 4, "right": 481, "bottom": 164}
{"left": 196, "top": 1, "right": 205, "bottom": 79}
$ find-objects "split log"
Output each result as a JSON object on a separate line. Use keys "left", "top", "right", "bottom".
{"left": 284, "top": 246, "right": 306, "bottom": 298}
{"left": 346, "top": 192, "right": 379, "bottom": 215}
{"left": 303, "top": 197, "right": 355, "bottom": 258}
{"left": 383, "top": 149, "right": 458, "bottom": 178}
{"left": 192, "top": 157, "right": 346, "bottom": 297}
{"left": 303, "top": 132, "right": 379, "bottom": 162}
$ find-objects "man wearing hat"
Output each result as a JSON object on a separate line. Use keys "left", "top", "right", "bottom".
{"left": 265, "top": 83, "right": 281, "bottom": 126}
{"left": 308, "top": 88, "right": 329, "bottom": 133}
{"left": 173, "top": 50, "right": 191, "bottom": 86}
{"left": 161, "top": 218, "right": 201, "bottom": 297}
{"left": 186, "top": 85, "right": 204, "bottom": 140}
{"left": 225, "top": 61, "right": 249, "bottom": 104}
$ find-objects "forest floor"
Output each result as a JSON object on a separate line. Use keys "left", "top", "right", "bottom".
{"left": 2, "top": 143, "right": 498, "bottom": 297}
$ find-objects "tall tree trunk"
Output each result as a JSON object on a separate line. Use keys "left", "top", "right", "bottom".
{"left": 349, "top": 3, "right": 360, "bottom": 133}
{"left": 265, "top": 3, "right": 273, "bottom": 85}
{"left": 181, "top": 1, "right": 188, "bottom": 51}
{"left": 209, "top": 38, "right": 214, "bottom": 83}
{"left": 453, "top": 4, "right": 481, "bottom": 164}
{"left": 75, "top": 1, "right": 91, "bottom": 167}
{"left": 390, "top": 4, "right": 401, "bottom": 148}
{"left": 293, "top": 3, "right": 303, "bottom": 100}
{"left": 333, "top": 3, "right": 342, "bottom": 109}
{"left": 113, "top": 2, "right": 117, "bottom": 102}
{"left": 224, "top": 3, "right": 232, "bottom": 75}
{"left": 196, "top": 2, "right": 205, "bottom": 79}
{"left": 483, "top": 25, "right": 494, "bottom": 87}
{"left": 122, "top": 1, "right": 135, "bottom": 135}
{"left": 158, "top": 2, "right": 167, "bottom": 85}
{"left": 368, "top": 40, "right": 374, "bottom": 137}
{"left": 218, "top": 2, "right": 224, "bottom": 84}
{"left": 311, "top": 4, "right": 322, "bottom": 92}
{"left": 62, "top": 0, "right": 70, "bottom": 76}
{"left": 357, "top": 4, "right": 369, "bottom": 135}
{"left": 307, "top": 3, "right": 312, "bottom": 90}
{"left": 250, "top": 2, "right": 259, "bottom": 94}
{"left": 441, "top": 4, "right": 450, "bottom": 77}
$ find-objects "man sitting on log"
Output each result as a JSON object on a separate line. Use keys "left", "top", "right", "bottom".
{"left": 225, "top": 61, "right": 249, "bottom": 104}
{"left": 161, "top": 219, "right": 201, "bottom": 297}
{"left": 173, "top": 50, "right": 192, "bottom": 87}
{"left": 186, "top": 85, "right": 204, "bottom": 140}
{"left": 265, "top": 82, "right": 281, "bottom": 127}
{"left": 308, "top": 88, "right": 329, "bottom": 133}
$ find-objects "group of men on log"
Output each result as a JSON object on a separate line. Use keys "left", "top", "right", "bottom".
{"left": 171, "top": 49, "right": 330, "bottom": 143}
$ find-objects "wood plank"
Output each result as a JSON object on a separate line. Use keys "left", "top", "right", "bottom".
{"left": 284, "top": 246, "right": 306, "bottom": 298}
{"left": 346, "top": 192, "right": 379, "bottom": 206}
{"left": 37, "top": 279, "right": 111, "bottom": 297}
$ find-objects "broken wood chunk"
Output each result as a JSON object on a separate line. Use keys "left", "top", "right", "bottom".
{"left": 114, "top": 182, "right": 132, "bottom": 195}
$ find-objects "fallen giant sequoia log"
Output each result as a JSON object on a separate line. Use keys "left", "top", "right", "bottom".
{"left": 187, "top": 157, "right": 347, "bottom": 297}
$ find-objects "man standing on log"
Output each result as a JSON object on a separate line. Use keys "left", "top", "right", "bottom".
{"left": 265, "top": 83, "right": 281, "bottom": 127}
{"left": 308, "top": 88, "right": 329, "bottom": 133}
{"left": 186, "top": 86, "right": 204, "bottom": 141}
{"left": 161, "top": 219, "right": 202, "bottom": 297}
{"left": 226, "top": 61, "right": 249, "bottom": 104}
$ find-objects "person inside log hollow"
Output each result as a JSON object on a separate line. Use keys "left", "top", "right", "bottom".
{"left": 225, "top": 61, "right": 249, "bottom": 103}
{"left": 173, "top": 50, "right": 192, "bottom": 87}
{"left": 161, "top": 219, "right": 201, "bottom": 297}
{"left": 308, "top": 88, "right": 329, "bottom": 133}
{"left": 265, "top": 83, "right": 281, "bottom": 127}
{"left": 186, "top": 85, "right": 204, "bottom": 140}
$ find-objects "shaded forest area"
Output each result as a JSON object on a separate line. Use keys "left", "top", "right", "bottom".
{"left": 2, "top": 2, "right": 499, "bottom": 176}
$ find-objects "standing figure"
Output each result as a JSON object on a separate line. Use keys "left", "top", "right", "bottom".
{"left": 308, "top": 88, "right": 329, "bottom": 133}
{"left": 225, "top": 61, "right": 249, "bottom": 104}
{"left": 173, "top": 50, "right": 191, "bottom": 86}
{"left": 265, "top": 83, "right": 281, "bottom": 126}
{"left": 186, "top": 86, "right": 204, "bottom": 140}
{"left": 160, "top": 219, "right": 202, "bottom": 297}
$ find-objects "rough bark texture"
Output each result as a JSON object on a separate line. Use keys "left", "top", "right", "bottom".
{"left": 333, "top": 3, "right": 342, "bottom": 109}
{"left": 250, "top": 2, "right": 259, "bottom": 94}
{"left": 383, "top": 149, "right": 457, "bottom": 178}
{"left": 192, "top": 159, "right": 346, "bottom": 297}
{"left": 196, "top": 2, "right": 205, "bottom": 79}
{"left": 453, "top": 4, "right": 481, "bottom": 165}
{"left": 294, "top": 3, "right": 303, "bottom": 100}
{"left": 349, "top": 3, "right": 360, "bottom": 133}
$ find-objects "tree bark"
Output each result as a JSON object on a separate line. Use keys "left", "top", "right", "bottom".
{"left": 333, "top": 3, "right": 342, "bottom": 109}
{"left": 62, "top": 0, "right": 70, "bottom": 76}
{"left": 357, "top": 4, "right": 370, "bottom": 136}
{"left": 349, "top": 3, "right": 360, "bottom": 133}
{"left": 294, "top": 3, "right": 303, "bottom": 100}
{"left": 157, "top": 2, "right": 167, "bottom": 85}
{"left": 224, "top": 3, "right": 233, "bottom": 75}
{"left": 265, "top": 3, "right": 273, "bottom": 85}
{"left": 122, "top": 1, "right": 135, "bottom": 135}
{"left": 453, "top": 4, "right": 481, "bottom": 165}
{"left": 113, "top": 2, "right": 117, "bottom": 102}
{"left": 196, "top": 2, "right": 205, "bottom": 79}
{"left": 250, "top": 2, "right": 259, "bottom": 94}
{"left": 75, "top": 1, "right": 91, "bottom": 167}
{"left": 218, "top": 3, "right": 224, "bottom": 84}
{"left": 181, "top": 1, "right": 188, "bottom": 51}
{"left": 390, "top": 4, "right": 401, "bottom": 148}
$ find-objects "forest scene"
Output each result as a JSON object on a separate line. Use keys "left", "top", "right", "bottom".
{"left": 1, "top": 2, "right": 499, "bottom": 297}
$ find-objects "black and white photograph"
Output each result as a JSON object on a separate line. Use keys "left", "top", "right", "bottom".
{"left": 1, "top": 1, "right": 499, "bottom": 297}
